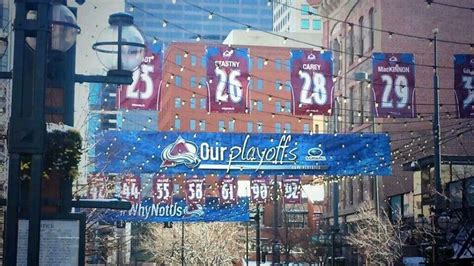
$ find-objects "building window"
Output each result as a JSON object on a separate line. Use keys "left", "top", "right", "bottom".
{"left": 388, "top": 195, "right": 403, "bottom": 222}
{"left": 247, "top": 122, "right": 253, "bottom": 132}
{"left": 275, "top": 101, "right": 281, "bottom": 113}
{"left": 275, "top": 59, "right": 281, "bottom": 70}
{"left": 257, "top": 79, "right": 264, "bottom": 90}
{"left": 285, "top": 80, "right": 291, "bottom": 92}
{"left": 332, "top": 39, "right": 341, "bottom": 75}
{"left": 275, "top": 80, "right": 281, "bottom": 91}
{"left": 312, "top": 19, "right": 321, "bottom": 30}
{"left": 174, "top": 118, "right": 181, "bottom": 130}
{"left": 349, "top": 86, "right": 355, "bottom": 128}
{"left": 175, "top": 54, "right": 182, "bottom": 65}
{"left": 301, "top": 4, "right": 309, "bottom": 15}
{"left": 369, "top": 8, "right": 374, "bottom": 50}
{"left": 199, "top": 120, "right": 206, "bottom": 131}
{"left": 359, "top": 177, "right": 364, "bottom": 203}
{"left": 190, "top": 75, "right": 196, "bottom": 88}
{"left": 284, "top": 123, "right": 291, "bottom": 133}
{"left": 303, "top": 123, "right": 310, "bottom": 134}
{"left": 348, "top": 25, "right": 354, "bottom": 65}
{"left": 285, "top": 59, "right": 291, "bottom": 71}
{"left": 218, "top": 120, "right": 225, "bottom": 131}
{"left": 357, "top": 83, "right": 363, "bottom": 125}
{"left": 285, "top": 101, "right": 291, "bottom": 113}
{"left": 201, "top": 56, "right": 206, "bottom": 67}
{"left": 300, "top": 19, "right": 310, "bottom": 30}
{"left": 190, "top": 119, "right": 196, "bottom": 131}
{"left": 249, "top": 58, "right": 253, "bottom": 70}
{"left": 257, "top": 58, "right": 264, "bottom": 69}
{"left": 190, "top": 98, "right": 196, "bottom": 109}
{"left": 228, "top": 120, "right": 235, "bottom": 132}
{"left": 200, "top": 98, "right": 206, "bottom": 109}
{"left": 175, "top": 97, "right": 181, "bottom": 108}
{"left": 191, "top": 55, "right": 197, "bottom": 66}
{"left": 275, "top": 123, "right": 281, "bottom": 133}
{"left": 257, "top": 100, "right": 263, "bottom": 112}
{"left": 175, "top": 75, "right": 182, "bottom": 87}
{"left": 359, "top": 16, "right": 364, "bottom": 56}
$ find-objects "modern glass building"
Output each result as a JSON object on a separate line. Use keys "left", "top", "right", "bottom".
{"left": 127, "top": 0, "right": 273, "bottom": 43}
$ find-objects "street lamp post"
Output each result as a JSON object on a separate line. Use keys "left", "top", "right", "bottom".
{"left": 432, "top": 28, "right": 443, "bottom": 211}
{"left": 272, "top": 175, "right": 281, "bottom": 265}
{"left": 3, "top": 1, "right": 144, "bottom": 265}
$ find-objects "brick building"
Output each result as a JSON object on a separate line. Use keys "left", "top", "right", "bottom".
{"left": 311, "top": 0, "right": 474, "bottom": 264}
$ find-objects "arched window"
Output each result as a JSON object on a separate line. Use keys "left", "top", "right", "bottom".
{"left": 369, "top": 8, "right": 375, "bottom": 50}
{"left": 359, "top": 16, "right": 364, "bottom": 56}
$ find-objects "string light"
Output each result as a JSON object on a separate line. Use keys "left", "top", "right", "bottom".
{"left": 162, "top": 20, "right": 168, "bottom": 28}
{"left": 208, "top": 12, "right": 213, "bottom": 20}
{"left": 196, "top": 35, "right": 201, "bottom": 42}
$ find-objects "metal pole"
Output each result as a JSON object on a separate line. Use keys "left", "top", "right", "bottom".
{"left": 246, "top": 221, "right": 249, "bottom": 265}
{"left": 331, "top": 99, "right": 340, "bottom": 266}
{"left": 256, "top": 203, "right": 261, "bottom": 266}
{"left": 181, "top": 222, "right": 185, "bottom": 266}
{"left": 432, "top": 29, "right": 443, "bottom": 211}
{"left": 372, "top": 99, "right": 379, "bottom": 217}
{"left": 272, "top": 175, "right": 280, "bottom": 265}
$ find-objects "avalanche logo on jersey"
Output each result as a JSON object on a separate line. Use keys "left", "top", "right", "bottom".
{"left": 223, "top": 49, "right": 234, "bottom": 58}
{"left": 161, "top": 136, "right": 201, "bottom": 168}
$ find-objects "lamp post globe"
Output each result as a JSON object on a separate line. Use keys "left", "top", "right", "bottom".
{"left": 93, "top": 12, "right": 146, "bottom": 77}
{"left": 26, "top": 3, "right": 81, "bottom": 52}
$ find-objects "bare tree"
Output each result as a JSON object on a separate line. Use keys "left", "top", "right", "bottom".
{"left": 139, "top": 222, "right": 247, "bottom": 265}
{"left": 346, "top": 202, "right": 404, "bottom": 265}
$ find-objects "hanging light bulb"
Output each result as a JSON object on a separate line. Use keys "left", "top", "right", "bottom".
{"left": 196, "top": 35, "right": 201, "bottom": 42}
{"left": 184, "top": 51, "right": 189, "bottom": 58}
{"left": 162, "top": 20, "right": 168, "bottom": 28}
{"left": 129, "top": 5, "right": 134, "bottom": 12}
{"left": 208, "top": 12, "right": 213, "bottom": 20}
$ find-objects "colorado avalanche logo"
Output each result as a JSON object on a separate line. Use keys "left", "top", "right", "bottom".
{"left": 223, "top": 49, "right": 234, "bottom": 58}
{"left": 160, "top": 136, "right": 201, "bottom": 168}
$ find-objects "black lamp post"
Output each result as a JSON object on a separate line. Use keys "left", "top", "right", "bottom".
{"left": 3, "top": 1, "right": 144, "bottom": 265}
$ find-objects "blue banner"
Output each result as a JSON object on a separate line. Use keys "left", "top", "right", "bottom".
{"left": 101, "top": 197, "right": 249, "bottom": 223}
{"left": 95, "top": 132, "right": 392, "bottom": 176}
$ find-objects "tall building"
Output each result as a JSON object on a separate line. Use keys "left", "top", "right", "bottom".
{"left": 127, "top": 0, "right": 273, "bottom": 43}
{"left": 273, "top": 0, "right": 322, "bottom": 33}
{"left": 311, "top": 0, "right": 474, "bottom": 264}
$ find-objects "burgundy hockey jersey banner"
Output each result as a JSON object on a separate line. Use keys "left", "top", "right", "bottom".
{"left": 87, "top": 173, "right": 107, "bottom": 200}
{"left": 185, "top": 175, "right": 206, "bottom": 205}
{"left": 206, "top": 46, "right": 250, "bottom": 113}
{"left": 283, "top": 175, "right": 301, "bottom": 204}
{"left": 290, "top": 50, "right": 334, "bottom": 115}
{"left": 121, "top": 174, "right": 141, "bottom": 204}
{"left": 454, "top": 54, "right": 474, "bottom": 118}
{"left": 251, "top": 176, "right": 269, "bottom": 204}
{"left": 117, "top": 43, "right": 162, "bottom": 110}
{"left": 152, "top": 174, "right": 173, "bottom": 204}
{"left": 372, "top": 53, "right": 415, "bottom": 118}
{"left": 218, "top": 175, "right": 238, "bottom": 205}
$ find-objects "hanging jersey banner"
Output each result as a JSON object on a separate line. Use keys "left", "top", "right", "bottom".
{"left": 87, "top": 173, "right": 107, "bottom": 200}
{"left": 218, "top": 175, "right": 238, "bottom": 205}
{"left": 152, "top": 174, "right": 173, "bottom": 205}
{"left": 185, "top": 175, "right": 206, "bottom": 206}
{"left": 283, "top": 175, "right": 301, "bottom": 204}
{"left": 206, "top": 46, "right": 250, "bottom": 113}
{"left": 117, "top": 43, "right": 163, "bottom": 111}
{"left": 454, "top": 54, "right": 474, "bottom": 118}
{"left": 372, "top": 53, "right": 415, "bottom": 118}
{"left": 251, "top": 176, "right": 269, "bottom": 204}
{"left": 121, "top": 174, "right": 141, "bottom": 204}
{"left": 95, "top": 132, "right": 392, "bottom": 176}
{"left": 290, "top": 50, "right": 334, "bottom": 115}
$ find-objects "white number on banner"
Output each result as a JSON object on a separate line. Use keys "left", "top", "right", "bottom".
{"left": 381, "top": 74, "right": 409, "bottom": 109}
{"left": 285, "top": 182, "right": 299, "bottom": 200}
{"left": 251, "top": 183, "right": 268, "bottom": 201}
{"left": 462, "top": 76, "right": 474, "bottom": 108}
{"left": 221, "top": 183, "right": 235, "bottom": 201}
{"left": 155, "top": 182, "right": 170, "bottom": 200}
{"left": 123, "top": 182, "right": 139, "bottom": 199}
{"left": 299, "top": 71, "right": 327, "bottom": 105}
{"left": 188, "top": 182, "right": 203, "bottom": 200}
{"left": 126, "top": 64, "right": 155, "bottom": 100}
{"left": 215, "top": 68, "right": 243, "bottom": 103}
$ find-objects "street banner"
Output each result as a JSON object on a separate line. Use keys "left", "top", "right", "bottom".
{"left": 290, "top": 50, "right": 334, "bottom": 115}
{"left": 121, "top": 174, "right": 141, "bottom": 204}
{"left": 185, "top": 175, "right": 206, "bottom": 206}
{"left": 152, "top": 174, "right": 173, "bottom": 204}
{"left": 218, "top": 175, "right": 238, "bottom": 205}
{"left": 206, "top": 46, "right": 250, "bottom": 113}
{"left": 117, "top": 43, "right": 162, "bottom": 110}
{"left": 283, "top": 175, "right": 301, "bottom": 204}
{"left": 102, "top": 197, "right": 249, "bottom": 223}
{"left": 454, "top": 54, "right": 474, "bottom": 118}
{"left": 372, "top": 53, "right": 415, "bottom": 118}
{"left": 251, "top": 176, "right": 269, "bottom": 204}
{"left": 87, "top": 173, "right": 107, "bottom": 199}
{"left": 95, "top": 132, "right": 392, "bottom": 176}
